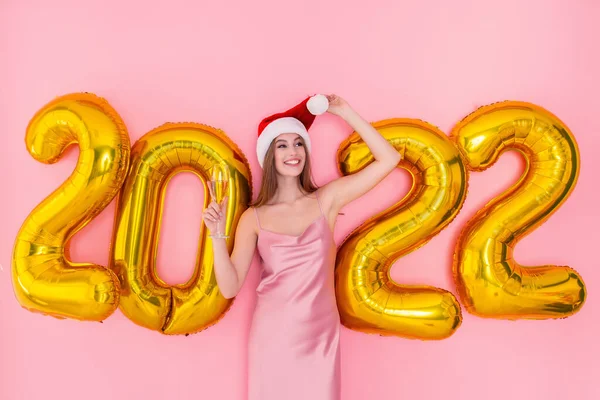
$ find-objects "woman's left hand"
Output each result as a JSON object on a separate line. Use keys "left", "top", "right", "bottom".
{"left": 325, "top": 94, "right": 353, "bottom": 117}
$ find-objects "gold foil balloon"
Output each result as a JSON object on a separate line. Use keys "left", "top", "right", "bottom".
{"left": 335, "top": 119, "right": 468, "bottom": 340}
{"left": 12, "top": 93, "right": 130, "bottom": 321}
{"left": 110, "top": 123, "right": 252, "bottom": 335}
{"left": 451, "top": 101, "right": 586, "bottom": 319}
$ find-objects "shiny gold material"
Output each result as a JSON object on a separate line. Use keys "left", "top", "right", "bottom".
{"left": 451, "top": 101, "right": 586, "bottom": 319}
{"left": 12, "top": 93, "right": 130, "bottom": 321}
{"left": 110, "top": 123, "right": 252, "bottom": 335}
{"left": 335, "top": 119, "right": 467, "bottom": 340}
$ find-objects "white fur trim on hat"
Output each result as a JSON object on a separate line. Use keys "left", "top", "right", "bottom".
{"left": 256, "top": 117, "right": 311, "bottom": 168}
{"left": 307, "top": 94, "right": 329, "bottom": 115}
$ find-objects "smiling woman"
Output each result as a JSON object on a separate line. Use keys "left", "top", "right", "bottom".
{"left": 251, "top": 133, "right": 318, "bottom": 209}
{"left": 202, "top": 93, "right": 401, "bottom": 400}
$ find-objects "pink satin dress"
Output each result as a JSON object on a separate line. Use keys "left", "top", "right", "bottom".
{"left": 248, "top": 193, "right": 341, "bottom": 400}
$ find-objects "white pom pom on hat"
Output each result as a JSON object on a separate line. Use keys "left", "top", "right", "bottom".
{"left": 256, "top": 94, "right": 329, "bottom": 168}
{"left": 306, "top": 94, "right": 329, "bottom": 116}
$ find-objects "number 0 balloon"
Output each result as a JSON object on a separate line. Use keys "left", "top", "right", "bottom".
{"left": 110, "top": 123, "right": 252, "bottom": 335}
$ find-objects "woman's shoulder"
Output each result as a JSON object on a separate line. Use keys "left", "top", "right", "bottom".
{"left": 313, "top": 185, "right": 335, "bottom": 212}
{"left": 249, "top": 202, "right": 275, "bottom": 223}
{"left": 237, "top": 207, "right": 260, "bottom": 234}
{"left": 249, "top": 203, "right": 268, "bottom": 214}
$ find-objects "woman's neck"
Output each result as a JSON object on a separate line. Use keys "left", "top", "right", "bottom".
{"left": 273, "top": 175, "right": 306, "bottom": 204}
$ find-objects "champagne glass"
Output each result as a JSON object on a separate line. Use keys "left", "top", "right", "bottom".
{"left": 208, "top": 164, "right": 230, "bottom": 238}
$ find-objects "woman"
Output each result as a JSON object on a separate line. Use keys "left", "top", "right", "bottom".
{"left": 202, "top": 94, "right": 400, "bottom": 400}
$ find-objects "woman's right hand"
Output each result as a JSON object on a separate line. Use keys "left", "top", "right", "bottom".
{"left": 202, "top": 197, "right": 228, "bottom": 235}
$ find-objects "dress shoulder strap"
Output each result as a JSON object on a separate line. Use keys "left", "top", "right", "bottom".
{"left": 253, "top": 207, "right": 262, "bottom": 230}
{"left": 315, "top": 190, "right": 324, "bottom": 217}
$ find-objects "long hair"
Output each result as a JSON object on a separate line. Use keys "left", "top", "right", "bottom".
{"left": 251, "top": 136, "right": 318, "bottom": 207}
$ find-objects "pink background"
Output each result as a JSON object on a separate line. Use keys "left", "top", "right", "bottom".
{"left": 2, "top": 1, "right": 599, "bottom": 399}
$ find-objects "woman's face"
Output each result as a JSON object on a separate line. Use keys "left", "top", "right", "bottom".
{"left": 273, "top": 133, "right": 306, "bottom": 177}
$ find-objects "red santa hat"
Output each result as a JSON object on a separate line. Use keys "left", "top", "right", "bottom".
{"left": 256, "top": 94, "right": 329, "bottom": 168}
